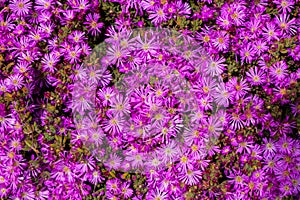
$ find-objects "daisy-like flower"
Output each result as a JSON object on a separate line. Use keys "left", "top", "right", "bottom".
{"left": 247, "top": 18, "right": 261, "bottom": 37}
{"left": 120, "top": 182, "right": 133, "bottom": 199}
{"left": 147, "top": 188, "right": 168, "bottom": 200}
{"left": 290, "top": 102, "right": 300, "bottom": 117}
{"left": 155, "top": 124, "right": 178, "bottom": 143}
{"left": 291, "top": 173, "right": 300, "bottom": 194}
{"left": 149, "top": 7, "right": 167, "bottom": 26}
{"left": 40, "top": 22, "right": 55, "bottom": 36}
{"left": 198, "top": 96, "right": 213, "bottom": 111}
{"left": 8, "top": 74, "right": 24, "bottom": 90}
{"left": 71, "top": 63, "right": 87, "bottom": 81}
{"left": 244, "top": 179, "right": 257, "bottom": 196}
{"left": 89, "top": 170, "right": 104, "bottom": 185}
{"left": 125, "top": 152, "right": 144, "bottom": 169}
{"left": 177, "top": 151, "right": 194, "bottom": 172}
{"left": 230, "top": 4, "right": 246, "bottom": 26}
{"left": 52, "top": 161, "right": 77, "bottom": 183}
{"left": 35, "top": 0, "right": 53, "bottom": 11}
{"left": 227, "top": 170, "right": 246, "bottom": 189}
{"left": 252, "top": 169, "right": 266, "bottom": 182}
{"left": 198, "top": 159, "right": 210, "bottom": 171}
{"left": 88, "top": 129, "right": 104, "bottom": 147}
{"left": 9, "top": 138, "right": 22, "bottom": 151}
{"left": 106, "top": 178, "right": 121, "bottom": 193}
{"left": 66, "top": 45, "right": 82, "bottom": 64}
{"left": 262, "top": 138, "right": 277, "bottom": 157}
{"left": 178, "top": 167, "right": 202, "bottom": 186}
{"left": 176, "top": 0, "right": 191, "bottom": 16}
{"left": 84, "top": 13, "right": 104, "bottom": 36}
{"left": 222, "top": 146, "right": 231, "bottom": 155}
{"left": 273, "top": 0, "right": 294, "bottom": 13}
{"left": 105, "top": 153, "right": 122, "bottom": 170}
{"left": 86, "top": 65, "right": 105, "bottom": 85}
{"left": 227, "top": 77, "right": 250, "bottom": 99}
{"left": 212, "top": 31, "right": 229, "bottom": 51}
{"left": 9, "top": 0, "right": 32, "bottom": 16}
{"left": 106, "top": 44, "right": 129, "bottom": 67}
{"left": 183, "top": 125, "right": 204, "bottom": 146}
{"left": 278, "top": 154, "right": 295, "bottom": 170}
{"left": 145, "top": 153, "right": 163, "bottom": 169}
{"left": 37, "top": 11, "right": 52, "bottom": 23}
{"left": 276, "top": 135, "right": 294, "bottom": 154}
{"left": 135, "top": 31, "right": 158, "bottom": 60}
{"left": 75, "top": 0, "right": 90, "bottom": 11}
{"left": 204, "top": 140, "right": 221, "bottom": 156}
{"left": 246, "top": 66, "right": 266, "bottom": 86}
{"left": 0, "top": 114, "right": 15, "bottom": 131}
{"left": 215, "top": 83, "right": 231, "bottom": 107}
{"left": 250, "top": 144, "right": 263, "bottom": 160}
{"left": 81, "top": 43, "right": 92, "bottom": 56}
{"left": 97, "top": 87, "right": 116, "bottom": 107}
{"left": 262, "top": 22, "right": 280, "bottom": 42}
{"left": 102, "top": 114, "right": 124, "bottom": 134}
{"left": 270, "top": 60, "right": 288, "bottom": 81}
{"left": 41, "top": 52, "right": 60, "bottom": 73}
{"left": 207, "top": 115, "right": 223, "bottom": 137}
{"left": 254, "top": 39, "right": 268, "bottom": 55}
{"left": 196, "top": 25, "right": 213, "bottom": 47}
{"left": 275, "top": 13, "right": 297, "bottom": 36}
{"left": 68, "top": 30, "right": 86, "bottom": 44}
{"left": 140, "top": 0, "right": 158, "bottom": 12}
{"left": 189, "top": 109, "right": 207, "bottom": 125}
{"left": 262, "top": 156, "right": 280, "bottom": 173}
{"left": 279, "top": 182, "right": 293, "bottom": 196}
{"left": 236, "top": 139, "right": 254, "bottom": 154}
{"left": 72, "top": 93, "right": 93, "bottom": 115}
{"left": 240, "top": 43, "right": 257, "bottom": 64}
{"left": 109, "top": 94, "right": 130, "bottom": 117}
{"left": 76, "top": 156, "right": 96, "bottom": 175}
{"left": 216, "top": 14, "right": 232, "bottom": 30}
{"left": 206, "top": 55, "right": 226, "bottom": 76}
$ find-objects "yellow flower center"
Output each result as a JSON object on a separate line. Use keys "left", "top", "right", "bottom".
{"left": 91, "top": 21, "right": 97, "bottom": 28}
{"left": 204, "top": 35, "right": 210, "bottom": 42}
{"left": 281, "top": 1, "right": 287, "bottom": 7}
{"left": 253, "top": 76, "right": 260, "bottom": 82}
{"left": 181, "top": 156, "right": 188, "bottom": 163}
{"left": 236, "top": 176, "right": 243, "bottom": 183}
{"left": 158, "top": 9, "right": 164, "bottom": 16}
{"left": 18, "top": 3, "right": 24, "bottom": 9}
{"left": 218, "top": 37, "right": 224, "bottom": 44}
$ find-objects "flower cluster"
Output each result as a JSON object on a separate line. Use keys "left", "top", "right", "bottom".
{"left": 0, "top": 0, "right": 299, "bottom": 199}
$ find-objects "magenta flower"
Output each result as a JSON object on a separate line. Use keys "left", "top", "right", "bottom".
{"left": 34, "top": 0, "right": 53, "bottom": 11}
{"left": 41, "top": 52, "right": 60, "bottom": 73}
{"left": 262, "top": 22, "right": 280, "bottom": 42}
{"left": 273, "top": 0, "right": 294, "bottom": 13}
{"left": 246, "top": 66, "right": 266, "bottom": 86}
{"left": 270, "top": 60, "right": 289, "bottom": 81}
{"left": 66, "top": 45, "right": 82, "bottom": 64}
{"left": 7, "top": 74, "right": 24, "bottom": 90}
{"left": 84, "top": 13, "right": 104, "bottom": 36}
{"left": 227, "top": 170, "right": 247, "bottom": 189}
{"left": 240, "top": 43, "right": 257, "bottom": 64}
{"left": 9, "top": 0, "right": 32, "bottom": 16}
{"left": 149, "top": 7, "right": 167, "bottom": 26}
{"left": 212, "top": 31, "right": 229, "bottom": 51}
{"left": 275, "top": 13, "right": 298, "bottom": 36}
{"left": 178, "top": 167, "right": 202, "bottom": 186}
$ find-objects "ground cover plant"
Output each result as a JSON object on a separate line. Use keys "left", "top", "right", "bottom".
{"left": 0, "top": 0, "right": 299, "bottom": 199}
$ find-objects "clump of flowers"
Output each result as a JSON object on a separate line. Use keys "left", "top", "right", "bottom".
{"left": 0, "top": 0, "right": 299, "bottom": 199}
